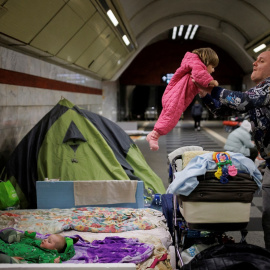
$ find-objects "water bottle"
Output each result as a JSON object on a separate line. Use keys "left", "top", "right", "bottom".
{"left": 154, "top": 193, "right": 162, "bottom": 205}
{"left": 144, "top": 196, "right": 151, "bottom": 208}
{"left": 144, "top": 188, "right": 154, "bottom": 208}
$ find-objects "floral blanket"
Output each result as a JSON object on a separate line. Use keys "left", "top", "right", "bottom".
{"left": 0, "top": 207, "right": 157, "bottom": 235}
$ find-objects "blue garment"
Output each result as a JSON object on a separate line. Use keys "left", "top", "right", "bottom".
{"left": 166, "top": 152, "right": 262, "bottom": 196}
{"left": 191, "top": 103, "right": 203, "bottom": 117}
{"left": 224, "top": 126, "right": 255, "bottom": 156}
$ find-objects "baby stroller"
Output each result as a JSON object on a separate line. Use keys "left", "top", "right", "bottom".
{"left": 166, "top": 146, "right": 261, "bottom": 269}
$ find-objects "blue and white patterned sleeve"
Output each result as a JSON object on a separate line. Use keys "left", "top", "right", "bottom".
{"left": 212, "top": 81, "right": 270, "bottom": 111}
{"left": 202, "top": 80, "right": 270, "bottom": 116}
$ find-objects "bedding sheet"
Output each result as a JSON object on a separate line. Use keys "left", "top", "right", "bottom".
{"left": 0, "top": 207, "right": 161, "bottom": 235}
{"left": 61, "top": 229, "right": 173, "bottom": 270}
{"left": 65, "top": 235, "right": 154, "bottom": 264}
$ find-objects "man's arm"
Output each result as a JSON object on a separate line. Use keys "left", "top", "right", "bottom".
{"left": 213, "top": 84, "right": 270, "bottom": 111}
{"left": 197, "top": 79, "right": 270, "bottom": 112}
{"left": 200, "top": 88, "right": 234, "bottom": 117}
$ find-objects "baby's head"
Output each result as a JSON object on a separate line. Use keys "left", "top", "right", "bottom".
{"left": 192, "top": 47, "right": 219, "bottom": 68}
{"left": 40, "top": 234, "right": 67, "bottom": 252}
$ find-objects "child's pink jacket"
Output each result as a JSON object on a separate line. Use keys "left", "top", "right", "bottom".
{"left": 153, "top": 52, "right": 214, "bottom": 135}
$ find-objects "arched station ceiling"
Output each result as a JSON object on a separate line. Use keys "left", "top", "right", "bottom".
{"left": 0, "top": 0, "right": 269, "bottom": 81}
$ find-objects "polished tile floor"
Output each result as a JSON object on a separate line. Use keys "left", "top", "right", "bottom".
{"left": 134, "top": 120, "right": 265, "bottom": 249}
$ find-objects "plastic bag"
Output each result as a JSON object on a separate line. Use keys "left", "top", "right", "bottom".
{"left": 0, "top": 180, "right": 19, "bottom": 210}
{"left": 181, "top": 243, "right": 218, "bottom": 264}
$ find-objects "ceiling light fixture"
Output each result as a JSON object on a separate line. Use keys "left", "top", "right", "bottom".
{"left": 178, "top": 25, "right": 184, "bottom": 37}
{"left": 184, "top": 24, "right": 192, "bottom": 40}
{"left": 107, "top": 9, "right": 119, "bottom": 26}
{"left": 122, "top": 35, "right": 130, "bottom": 46}
{"left": 253, "top": 43, "right": 266, "bottom": 53}
{"left": 99, "top": 0, "right": 134, "bottom": 50}
{"left": 189, "top": 24, "right": 199, "bottom": 40}
{"left": 172, "top": 26, "right": 177, "bottom": 40}
{"left": 171, "top": 24, "right": 200, "bottom": 40}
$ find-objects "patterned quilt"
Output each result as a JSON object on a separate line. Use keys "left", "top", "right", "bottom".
{"left": 0, "top": 207, "right": 157, "bottom": 235}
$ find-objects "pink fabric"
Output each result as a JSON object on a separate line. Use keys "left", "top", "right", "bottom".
{"left": 154, "top": 52, "right": 214, "bottom": 135}
{"left": 147, "top": 253, "right": 168, "bottom": 268}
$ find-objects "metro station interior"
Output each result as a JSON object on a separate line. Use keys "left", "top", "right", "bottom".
{"left": 0, "top": 1, "right": 270, "bottom": 268}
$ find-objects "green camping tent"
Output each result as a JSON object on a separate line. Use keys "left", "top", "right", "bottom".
{"left": 4, "top": 99, "right": 165, "bottom": 208}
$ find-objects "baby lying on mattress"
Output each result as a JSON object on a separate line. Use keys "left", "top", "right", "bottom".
{"left": 0, "top": 228, "right": 154, "bottom": 265}
{"left": 0, "top": 228, "right": 76, "bottom": 263}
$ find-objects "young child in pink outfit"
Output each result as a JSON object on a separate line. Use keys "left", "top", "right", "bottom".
{"left": 146, "top": 47, "right": 219, "bottom": 151}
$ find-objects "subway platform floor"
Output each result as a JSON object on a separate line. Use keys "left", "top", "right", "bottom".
{"left": 133, "top": 120, "right": 264, "bottom": 249}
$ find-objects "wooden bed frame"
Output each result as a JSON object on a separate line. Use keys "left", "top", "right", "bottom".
{"left": 1, "top": 264, "right": 136, "bottom": 269}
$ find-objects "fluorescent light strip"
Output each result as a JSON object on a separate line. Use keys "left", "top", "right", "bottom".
{"left": 184, "top": 24, "right": 192, "bottom": 40}
{"left": 189, "top": 24, "right": 199, "bottom": 39}
{"left": 122, "top": 35, "right": 130, "bottom": 46}
{"left": 172, "top": 26, "right": 177, "bottom": 40}
{"left": 178, "top": 25, "right": 184, "bottom": 36}
{"left": 107, "top": 9, "right": 119, "bottom": 26}
{"left": 253, "top": 44, "right": 266, "bottom": 53}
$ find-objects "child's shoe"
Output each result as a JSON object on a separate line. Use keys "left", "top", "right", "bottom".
{"left": 146, "top": 130, "right": 161, "bottom": 151}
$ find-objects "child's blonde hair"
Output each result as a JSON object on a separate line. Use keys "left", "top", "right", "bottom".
{"left": 192, "top": 48, "right": 219, "bottom": 68}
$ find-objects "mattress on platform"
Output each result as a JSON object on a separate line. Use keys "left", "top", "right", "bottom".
{"left": 0, "top": 264, "right": 137, "bottom": 270}
{"left": 0, "top": 180, "right": 174, "bottom": 269}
